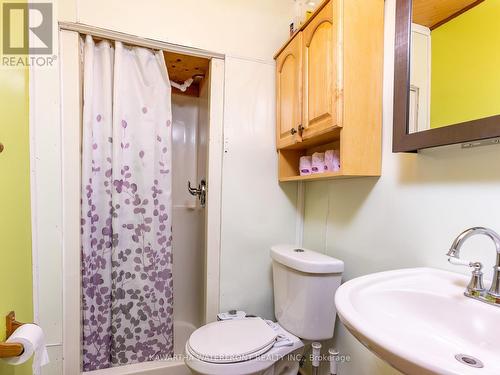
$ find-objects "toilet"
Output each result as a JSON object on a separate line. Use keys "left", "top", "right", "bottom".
{"left": 184, "top": 244, "right": 344, "bottom": 375}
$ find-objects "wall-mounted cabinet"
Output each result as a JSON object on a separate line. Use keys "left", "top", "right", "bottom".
{"left": 302, "top": 0, "right": 338, "bottom": 139}
{"left": 274, "top": 0, "right": 384, "bottom": 182}
{"left": 276, "top": 33, "right": 303, "bottom": 149}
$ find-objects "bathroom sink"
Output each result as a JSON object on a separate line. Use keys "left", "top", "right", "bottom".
{"left": 335, "top": 268, "right": 500, "bottom": 375}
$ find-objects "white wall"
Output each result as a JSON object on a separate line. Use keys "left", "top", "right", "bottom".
{"left": 33, "top": 1, "right": 297, "bottom": 373}
{"left": 74, "top": 0, "right": 294, "bottom": 62}
{"left": 302, "top": 1, "right": 500, "bottom": 374}
{"left": 220, "top": 57, "right": 298, "bottom": 319}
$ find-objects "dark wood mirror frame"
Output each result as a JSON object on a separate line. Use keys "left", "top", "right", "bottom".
{"left": 393, "top": 0, "right": 500, "bottom": 153}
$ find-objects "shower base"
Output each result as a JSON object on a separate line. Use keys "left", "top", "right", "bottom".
{"left": 83, "top": 320, "right": 195, "bottom": 375}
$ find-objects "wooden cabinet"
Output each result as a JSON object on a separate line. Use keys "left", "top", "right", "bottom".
{"left": 274, "top": 0, "right": 384, "bottom": 182}
{"left": 302, "top": 0, "right": 337, "bottom": 139}
{"left": 276, "top": 33, "right": 302, "bottom": 148}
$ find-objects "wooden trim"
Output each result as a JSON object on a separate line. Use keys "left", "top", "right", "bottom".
{"left": 6, "top": 311, "right": 23, "bottom": 338}
{"left": 279, "top": 172, "right": 380, "bottom": 182}
{"left": 392, "top": 0, "right": 500, "bottom": 152}
{"left": 0, "top": 312, "right": 25, "bottom": 358}
{"left": 279, "top": 171, "right": 342, "bottom": 182}
{"left": 59, "top": 22, "right": 224, "bottom": 60}
{"left": 430, "top": 0, "right": 484, "bottom": 30}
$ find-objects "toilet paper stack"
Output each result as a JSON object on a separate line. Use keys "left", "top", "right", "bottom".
{"left": 299, "top": 150, "right": 340, "bottom": 176}
{"left": 1, "top": 324, "right": 50, "bottom": 371}
{"left": 325, "top": 150, "right": 340, "bottom": 172}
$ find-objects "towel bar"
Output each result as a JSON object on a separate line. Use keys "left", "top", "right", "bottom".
{"left": 0, "top": 311, "right": 25, "bottom": 358}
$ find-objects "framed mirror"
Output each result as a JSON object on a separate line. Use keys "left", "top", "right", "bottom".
{"left": 393, "top": 0, "right": 500, "bottom": 152}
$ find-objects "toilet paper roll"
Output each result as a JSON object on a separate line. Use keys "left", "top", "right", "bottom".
{"left": 1, "top": 324, "right": 49, "bottom": 370}
{"left": 311, "top": 152, "right": 326, "bottom": 174}
{"left": 325, "top": 149, "right": 340, "bottom": 172}
{"left": 299, "top": 156, "right": 312, "bottom": 176}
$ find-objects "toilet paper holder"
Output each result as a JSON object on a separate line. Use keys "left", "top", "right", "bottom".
{"left": 0, "top": 311, "right": 25, "bottom": 358}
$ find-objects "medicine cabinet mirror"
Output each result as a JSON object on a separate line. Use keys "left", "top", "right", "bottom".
{"left": 393, "top": 0, "right": 500, "bottom": 152}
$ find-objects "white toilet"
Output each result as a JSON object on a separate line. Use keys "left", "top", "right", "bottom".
{"left": 184, "top": 244, "right": 344, "bottom": 375}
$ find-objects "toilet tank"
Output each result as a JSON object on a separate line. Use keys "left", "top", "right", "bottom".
{"left": 271, "top": 245, "right": 344, "bottom": 340}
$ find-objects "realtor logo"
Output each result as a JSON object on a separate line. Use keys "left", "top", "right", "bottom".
{"left": 2, "top": 3, "right": 53, "bottom": 55}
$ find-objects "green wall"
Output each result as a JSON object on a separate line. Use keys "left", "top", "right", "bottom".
{"left": 431, "top": 0, "right": 500, "bottom": 128}
{"left": 0, "top": 1, "right": 34, "bottom": 374}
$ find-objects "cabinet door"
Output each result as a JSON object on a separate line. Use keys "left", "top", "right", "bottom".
{"left": 276, "top": 33, "right": 303, "bottom": 149}
{"left": 302, "top": 0, "right": 338, "bottom": 139}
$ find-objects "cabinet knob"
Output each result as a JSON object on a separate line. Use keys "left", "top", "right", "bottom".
{"left": 0, "top": 142, "right": 3, "bottom": 153}
{"left": 298, "top": 124, "right": 304, "bottom": 132}
{"left": 290, "top": 128, "right": 297, "bottom": 135}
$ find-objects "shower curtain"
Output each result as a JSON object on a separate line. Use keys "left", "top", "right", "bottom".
{"left": 81, "top": 35, "right": 174, "bottom": 371}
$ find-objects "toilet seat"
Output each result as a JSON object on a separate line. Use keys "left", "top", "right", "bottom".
{"left": 187, "top": 317, "right": 278, "bottom": 363}
{"left": 185, "top": 318, "right": 304, "bottom": 375}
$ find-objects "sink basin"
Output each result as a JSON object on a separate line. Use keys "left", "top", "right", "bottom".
{"left": 335, "top": 268, "right": 500, "bottom": 375}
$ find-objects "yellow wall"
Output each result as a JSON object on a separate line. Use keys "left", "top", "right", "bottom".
{"left": 0, "top": 1, "right": 34, "bottom": 374}
{"left": 431, "top": 0, "right": 500, "bottom": 128}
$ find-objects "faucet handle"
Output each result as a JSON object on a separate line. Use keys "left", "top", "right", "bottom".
{"left": 466, "top": 262, "right": 485, "bottom": 295}
{"left": 447, "top": 257, "right": 474, "bottom": 267}
{"left": 447, "top": 257, "right": 485, "bottom": 295}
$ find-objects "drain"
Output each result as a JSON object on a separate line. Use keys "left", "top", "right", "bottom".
{"left": 455, "top": 354, "right": 484, "bottom": 368}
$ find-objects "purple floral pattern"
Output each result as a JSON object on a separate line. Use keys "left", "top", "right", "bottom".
{"left": 81, "top": 37, "right": 173, "bottom": 371}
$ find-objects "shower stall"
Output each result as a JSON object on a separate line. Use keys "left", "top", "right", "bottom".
{"left": 57, "top": 25, "right": 224, "bottom": 375}
{"left": 171, "top": 91, "right": 208, "bottom": 355}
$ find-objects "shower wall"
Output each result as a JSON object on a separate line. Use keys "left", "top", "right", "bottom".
{"left": 171, "top": 93, "right": 207, "bottom": 354}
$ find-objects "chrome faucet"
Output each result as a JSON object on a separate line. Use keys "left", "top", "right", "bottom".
{"left": 447, "top": 227, "right": 500, "bottom": 307}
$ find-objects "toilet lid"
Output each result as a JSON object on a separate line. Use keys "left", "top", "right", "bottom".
{"left": 187, "top": 318, "right": 278, "bottom": 364}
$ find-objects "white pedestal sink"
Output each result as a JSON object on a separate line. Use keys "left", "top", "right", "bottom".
{"left": 335, "top": 268, "right": 500, "bottom": 375}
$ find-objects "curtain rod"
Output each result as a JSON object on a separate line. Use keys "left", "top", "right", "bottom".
{"left": 58, "top": 22, "right": 225, "bottom": 60}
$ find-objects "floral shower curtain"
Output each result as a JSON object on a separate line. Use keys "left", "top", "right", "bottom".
{"left": 81, "top": 35, "right": 174, "bottom": 371}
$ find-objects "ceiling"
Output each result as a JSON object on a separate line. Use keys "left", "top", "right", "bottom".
{"left": 412, "top": 0, "right": 484, "bottom": 29}
{"left": 163, "top": 51, "right": 209, "bottom": 97}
